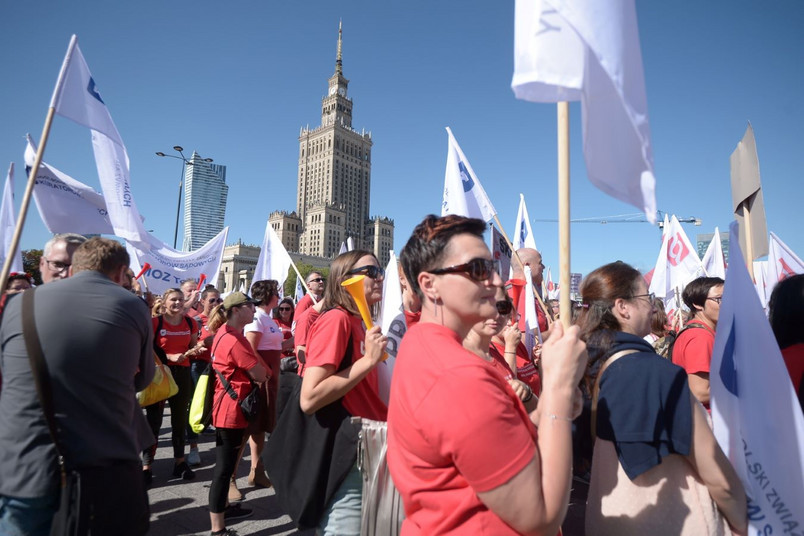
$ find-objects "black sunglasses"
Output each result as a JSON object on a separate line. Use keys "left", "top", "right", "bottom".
{"left": 495, "top": 300, "right": 514, "bottom": 315}
{"left": 308, "top": 277, "right": 325, "bottom": 284}
{"left": 430, "top": 258, "right": 500, "bottom": 282}
{"left": 278, "top": 306, "right": 292, "bottom": 311}
{"left": 348, "top": 265, "right": 385, "bottom": 280}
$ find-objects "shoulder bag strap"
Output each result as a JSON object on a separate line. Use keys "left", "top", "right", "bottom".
{"left": 21, "top": 289, "right": 69, "bottom": 482}
{"left": 591, "top": 348, "right": 639, "bottom": 440}
{"left": 210, "top": 331, "right": 240, "bottom": 401}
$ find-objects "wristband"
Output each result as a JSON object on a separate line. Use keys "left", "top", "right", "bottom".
{"left": 522, "top": 385, "right": 534, "bottom": 403}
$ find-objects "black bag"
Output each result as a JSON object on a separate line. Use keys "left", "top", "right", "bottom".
{"left": 215, "top": 368, "right": 261, "bottom": 422}
{"left": 263, "top": 326, "right": 357, "bottom": 529}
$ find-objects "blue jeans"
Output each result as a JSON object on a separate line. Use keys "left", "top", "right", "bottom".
{"left": 0, "top": 492, "right": 59, "bottom": 536}
{"left": 317, "top": 462, "right": 362, "bottom": 536}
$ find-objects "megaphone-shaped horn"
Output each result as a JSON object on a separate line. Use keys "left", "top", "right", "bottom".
{"left": 341, "top": 275, "right": 373, "bottom": 329}
{"left": 341, "top": 275, "right": 388, "bottom": 361}
{"left": 507, "top": 278, "right": 526, "bottom": 328}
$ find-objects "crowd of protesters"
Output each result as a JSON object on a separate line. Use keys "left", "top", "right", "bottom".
{"left": 0, "top": 218, "right": 801, "bottom": 536}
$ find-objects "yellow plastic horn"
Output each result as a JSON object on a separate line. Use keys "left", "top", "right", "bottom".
{"left": 341, "top": 275, "right": 388, "bottom": 361}
{"left": 341, "top": 274, "right": 373, "bottom": 329}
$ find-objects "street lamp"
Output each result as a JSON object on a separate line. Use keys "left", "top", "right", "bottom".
{"left": 155, "top": 146, "right": 213, "bottom": 249}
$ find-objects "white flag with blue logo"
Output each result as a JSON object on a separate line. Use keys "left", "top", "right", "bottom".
{"left": 378, "top": 250, "right": 405, "bottom": 405}
{"left": 294, "top": 275, "right": 305, "bottom": 304}
{"left": 252, "top": 220, "right": 293, "bottom": 294}
{"left": 50, "top": 35, "right": 148, "bottom": 245}
{"left": 441, "top": 127, "right": 496, "bottom": 222}
{"left": 25, "top": 134, "right": 114, "bottom": 235}
{"left": 710, "top": 220, "right": 804, "bottom": 535}
{"left": 1, "top": 163, "right": 23, "bottom": 274}
{"left": 512, "top": 0, "right": 657, "bottom": 223}
{"left": 512, "top": 193, "right": 538, "bottom": 250}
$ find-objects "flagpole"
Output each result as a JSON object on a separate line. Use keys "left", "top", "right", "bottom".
{"left": 741, "top": 200, "right": 755, "bottom": 280}
{"left": 558, "top": 102, "right": 571, "bottom": 327}
{"left": 288, "top": 258, "right": 311, "bottom": 295}
{"left": 492, "top": 214, "right": 552, "bottom": 321}
{"left": 0, "top": 107, "right": 57, "bottom": 292}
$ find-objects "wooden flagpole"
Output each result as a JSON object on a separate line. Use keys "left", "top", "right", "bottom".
{"left": 557, "top": 102, "right": 571, "bottom": 327}
{"left": 741, "top": 200, "right": 755, "bottom": 280}
{"left": 0, "top": 108, "right": 57, "bottom": 292}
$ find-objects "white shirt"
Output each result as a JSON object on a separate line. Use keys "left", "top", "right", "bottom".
{"left": 244, "top": 308, "right": 283, "bottom": 351}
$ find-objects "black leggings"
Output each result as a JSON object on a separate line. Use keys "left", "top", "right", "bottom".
{"left": 142, "top": 365, "right": 193, "bottom": 464}
{"left": 209, "top": 428, "right": 246, "bottom": 513}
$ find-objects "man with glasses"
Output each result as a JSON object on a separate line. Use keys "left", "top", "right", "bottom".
{"left": 38, "top": 233, "right": 87, "bottom": 284}
{"left": 672, "top": 276, "right": 725, "bottom": 410}
{"left": 295, "top": 271, "right": 326, "bottom": 317}
{"left": 508, "top": 247, "right": 552, "bottom": 340}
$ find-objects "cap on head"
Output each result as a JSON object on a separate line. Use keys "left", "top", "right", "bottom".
{"left": 223, "top": 292, "right": 256, "bottom": 309}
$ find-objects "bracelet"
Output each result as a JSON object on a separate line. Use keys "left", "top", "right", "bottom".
{"left": 522, "top": 385, "right": 533, "bottom": 403}
{"left": 548, "top": 414, "right": 573, "bottom": 422}
{"left": 504, "top": 351, "right": 516, "bottom": 355}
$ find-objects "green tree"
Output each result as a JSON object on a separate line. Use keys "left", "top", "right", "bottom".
{"left": 283, "top": 263, "right": 330, "bottom": 299}
{"left": 21, "top": 249, "right": 43, "bottom": 285}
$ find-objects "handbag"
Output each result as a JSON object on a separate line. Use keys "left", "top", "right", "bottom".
{"left": 21, "top": 289, "right": 149, "bottom": 536}
{"left": 355, "top": 417, "right": 405, "bottom": 536}
{"left": 264, "top": 328, "right": 357, "bottom": 529}
{"left": 136, "top": 353, "right": 179, "bottom": 407}
{"left": 216, "top": 368, "right": 261, "bottom": 422}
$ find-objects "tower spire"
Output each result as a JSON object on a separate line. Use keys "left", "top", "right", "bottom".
{"left": 335, "top": 20, "right": 343, "bottom": 75}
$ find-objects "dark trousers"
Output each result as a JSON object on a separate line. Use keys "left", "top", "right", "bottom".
{"left": 209, "top": 428, "right": 246, "bottom": 513}
{"left": 142, "top": 365, "right": 193, "bottom": 464}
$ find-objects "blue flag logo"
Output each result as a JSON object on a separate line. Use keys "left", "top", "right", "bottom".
{"left": 718, "top": 322, "right": 738, "bottom": 396}
{"left": 458, "top": 161, "right": 474, "bottom": 192}
{"left": 87, "top": 77, "right": 104, "bottom": 104}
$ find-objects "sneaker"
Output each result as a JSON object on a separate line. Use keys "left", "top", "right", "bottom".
{"left": 228, "top": 478, "right": 243, "bottom": 502}
{"left": 223, "top": 504, "right": 253, "bottom": 522}
{"left": 210, "top": 529, "right": 239, "bottom": 536}
{"left": 172, "top": 461, "right": 196, "bottom": 480}
{"left": 187, "top": 448, "right": 201, "bottom": 467}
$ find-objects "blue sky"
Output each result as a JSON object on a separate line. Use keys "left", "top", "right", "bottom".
{"left": 1, "top": 1, "right": 802, "bottom": 277}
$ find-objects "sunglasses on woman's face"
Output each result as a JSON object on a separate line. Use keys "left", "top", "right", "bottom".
{"left": 495, "top": 300, "right": 514, "bottom": 316}
{"left": 348, "top": 265, "right": 385, "bottom": 280}
{"left": 429, "top": 258, "right": 501, "bottom": 282}
{"left": 279, "top": 306, "right": 292, "bottom": 311}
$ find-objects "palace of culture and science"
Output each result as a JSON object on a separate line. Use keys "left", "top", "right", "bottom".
{"left": 218, "top": 24, "right": 394, "bottom": 291}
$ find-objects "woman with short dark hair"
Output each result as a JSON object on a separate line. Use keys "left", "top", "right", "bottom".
{"left": 580, "top": 262, "right": 746, "bottom": 535}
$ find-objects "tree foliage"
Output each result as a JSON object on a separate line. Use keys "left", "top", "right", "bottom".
{"left": 21, "top": 249, "right": 43, "bottom": 286}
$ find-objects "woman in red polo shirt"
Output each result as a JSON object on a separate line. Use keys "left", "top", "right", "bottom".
{"left": 207, "top": 292, "right": 267, "bottom": 536}
{"left": 388, "top": 215, "right": 587, "bottom": 535}
{"left": 301, "top": 250, "right": 388, "bottom": 535}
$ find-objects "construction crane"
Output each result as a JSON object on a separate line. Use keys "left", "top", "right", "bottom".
{"left": 533, "top": 210, "right": 701, "bottom": 227}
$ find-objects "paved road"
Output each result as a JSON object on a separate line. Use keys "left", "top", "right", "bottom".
{"left": 145, "top": 407, "right": 588, "bottom": 535}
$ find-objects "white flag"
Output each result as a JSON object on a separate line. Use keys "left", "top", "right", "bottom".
{"left": 710, "top": 221, "right": 804, "bottom": 535}
{"left": 765, "top": 232, "right": 803, "bottom": 292}
{"left": 378, "top": 250, "right": 405, "bottom": 405}
{"left": 545, "top": 267, "right": 560, "bottom": 300}
{"left": 512, "top": 0, "right": 657, "bottom": 223}
{"left": 512, "top": 193, "right": 538, "bottom": 250}
{"left": 441, "top": 127, "right": 496, "bottom": 222}
{"left": 649, "top": 215, "right": 704, "bottom": 320}
{"left": 252, "top": 220, "right": 293, "bottom": 293}
{"left": 24, "top": 135, "right": 114, "bottom": 235}
{"left": 338, "top": 241, "right": 347, "bottom": 255}
{"left": 294, "top": 275, "right": 305, "bottom": 304}
{"left": 753, "top": 260, "right": 769, "bottom": 310}
{"left": 1, "top": 163, "right": 23, "bottom": 274}
{"left": 346, "top": 236, "right": 354, "bottom": 251}
{"left": 523, "top": 265, "right": 542, "bottom": 352}
{"left": 50, "top": 35, "right": 148, "bottom": 245}
{"left": 701, "top": 227, "right": 726, "bottom": 279}
{"left": 126, "top": 228, "right": 229, "bottom": 296}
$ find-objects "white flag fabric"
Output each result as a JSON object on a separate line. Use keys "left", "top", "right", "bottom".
{"left": 753, "top": 260, "right": 769, "bottom": 310}
{"left": 338, "top": 241, "right": 347, "bottom": 255}
{"left": 701, "top": 227, "right": 726, "bottom": 279}
{"left": 346, "top": 236, "right": 354, "bottom": 252}
{"left": 710, "top": 221, "right": 804, "bottom": 535}
{"left": 294, "top": 276, "right": 305, "bottom": 304}
{"left": 545, "top": 267, "right": 560, "bottom": 300}
{"left": 441, "top": 127, "right": 497, "bottom": 222}
{"left": 50, "top": 36, "right": 148, "bottom": 245}
{"left": 490, "top": 224, "right": 513, "bottom": 282}
{"left": 765, "top": 232, "right": 804, "bottom": 291}
{"left": 1, "top": 163, "right": 23, "bottom": 274}
{"left": 126, "top": 228, "right": 229, "bottom": 296}
{"left": 512, "top": 193, "right": 538, "bottom": 250}
{"left": 512, "top": 0, "right": 657, "bottom": 223}
{"left": 649, "top": 215, "right": 704, "bottom": 318}
{"left": 25, "top": 135, "right": 113, "bottom": 235}
{"left": 523, "top": 265, "right": 542, "bottom": 351}
{"left": 378, "top": 250, "right": 405, "bottom": 405}
{"left": 252, "top": 220, "right": 294, "bottom": 293}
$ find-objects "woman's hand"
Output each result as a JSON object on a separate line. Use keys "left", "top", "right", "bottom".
{"left": 501, "top": 323, "right": 521, "bottom": 350}
{"left": 539, "top": 322, "right": 587, "bottom": 393}
{"left": 166, "top": 353, "right": 186, "bottom": 364}
{"left": 507, "top": 379, "right": 532, "bottom": 402}
{"left": 364, "top": 325, "right": 388, "bottom": 366}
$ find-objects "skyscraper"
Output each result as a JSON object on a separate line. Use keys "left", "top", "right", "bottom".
{"left": 270, "top": 22, "right": 393, "bottom": 265}
{"left": 183, "top": 152, "right": 228, "bottom": 251}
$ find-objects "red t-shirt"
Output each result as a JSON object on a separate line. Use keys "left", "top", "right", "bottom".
{"left": 387, "top": 323, "right": 537, "bottom": 535}
{"left": 304, "top": 308, "right": 387, "bottom": 422}
{"left": 152, "top": 315, "right": 197, "bottom": 367}
{"left": 490, "top": 340, "right": 541, "bottom": 396}
{"left": 275, "top": 317, "right": 295, "bottom": 357}
{"left": 210, "top": 324, "right": 260, "bottom": 429}
{"left": 295, "top": 293, "right": 316, "bottom": 317}
{"left": 782, "top": 343, "right": 804, "bottom": 397}
{"left": 672, "top": 321, "right": 715, "bottom": 375}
